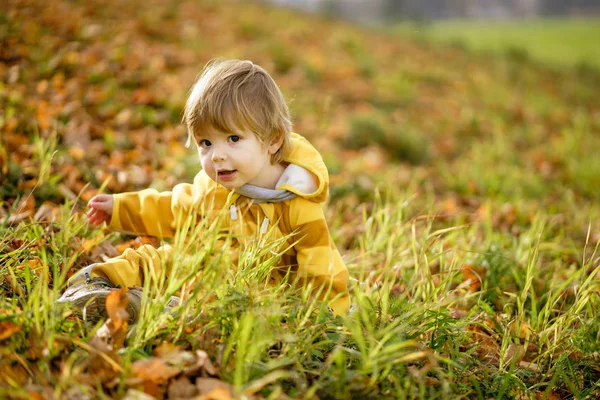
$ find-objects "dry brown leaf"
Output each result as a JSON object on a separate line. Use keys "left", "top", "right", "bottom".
{"left": 64, "top": 118, "right": 91, "bottom": 149}
{"left": 201, "top": 387, "right": 236, "bottom": 400}
{"left": 122, "top": 389, "right": 157, "bottom": 400}
{"left": 154, "top": 342, "right": 181, "bottom": 359}
{"left": 4, "top": 211, "right": 33, "bottom": 225}
{"left": 16, "top": 194, "right": 36, "bottom": 214}
{"left": 504, "top": 343, "right": 525, "bottom": 365}
{"left": 183, "top": 350, "right": 218, "bottom": 377}
{"left": 168, "top": 376, "right": 199, "bottom": 399}
{"left": 67, "top": 146, "right": 86, "bottom": 160}
{"left": 0, "top": 362, "right": 29, "bottom": 386}
{"left": 90, "top": 240, "right": 121, "bottom": 261}
{"left": 0, "top": 321, "right": 21, "bottom": 341}
{"left": 536, "top": 390, "right": 562, "bottom": 400}
{"left": 81, "top": 233, "right": 106, "bottom": 254}
{"left": 116, "top": 236, "right": 160, "bottom": 254}
{"left": 508, "top": 320, "right": 532, "bottom": 340}
{"left": 461, "top": 264, "right": 485, "bottom": 291}
{"left": 466, "top": 326, "right": 500, "bottom": 366}
{"left": 57, "top": 183, "right": 78, "bottom": 203}
{"left": 519, "top": 361, "right": 539, "bottom": 372}
{"left": 196, "top": 378, "right": 234, "bottom": 397}
{"left": 105, "top": 288, "right": 129, "bottom": 349}
{"left": 33, "top": 203, "right": 58, "bottom": 222}
{"left": 2, "top": 274, "right": 26, "bottom": 297}
{"left": 20, "top": 259, "right": 43, "bottom": 277}
{"left": 86, "top": 329, "right": 122, "bottom": 383}
{"left": 132, "top": 358, "right": 180, "bottom": 383}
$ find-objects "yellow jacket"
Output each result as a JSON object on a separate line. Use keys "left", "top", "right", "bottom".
{"left": 109, "top": 133, "right": 350, "bottom": 315}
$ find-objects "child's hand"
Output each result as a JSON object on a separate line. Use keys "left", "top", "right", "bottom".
{"left": 87, "top": 194, "right": 114, "bottom": 226}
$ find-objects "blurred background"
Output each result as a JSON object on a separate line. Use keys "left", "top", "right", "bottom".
{"left": 1, "top": 0, "right": 599, "bottom": 245}
{"left": 268, "top": 0, "right": 600, "bottom": 70}
{"left": 270, "top": 0, "right": 600, "bottom": 21}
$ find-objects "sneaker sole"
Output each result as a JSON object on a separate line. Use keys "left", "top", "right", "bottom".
{"left": 60, "top": 291, "right": 140, "bottom": 324}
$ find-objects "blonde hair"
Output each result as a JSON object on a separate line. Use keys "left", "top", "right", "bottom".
{"left": 183, "top": 59, "right": 292, "bottom": 164}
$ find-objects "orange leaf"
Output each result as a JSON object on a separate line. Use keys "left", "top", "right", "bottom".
{"left": 0, "top": 321, "right": 21, "bottom": 341}
{"left": 202, "top": 387, "right": 235, "bottom": 400}
{"left": 132, "top": 358, "right": 180, "bottom": 383}
{"left": 16, "top": 194, "right": 36, "bottom": 214}
{"left": 81, "top": 233, "right": 105, "bottom": 253}
{"left": 105, "top": 288, "right": 129, "bottom": 349}
{"left": 461, "top": 265, "right": 484, "bottom": 291}
{"left": 509, "top": 320, "right": 532, "bottom": 339}
{"left": 67, "top": 146, "right": 86, "bottom": 160}
{"left": 196, "top": 378, "right": 235, "bottom": 400}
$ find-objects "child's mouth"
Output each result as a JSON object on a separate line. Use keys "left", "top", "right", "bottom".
{"left": 217, "top": 170, "right": 236, "bottom": 181}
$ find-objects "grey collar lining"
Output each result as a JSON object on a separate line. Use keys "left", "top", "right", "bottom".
{"left": 234, "top": 184, "right": 296, "bottom": 204}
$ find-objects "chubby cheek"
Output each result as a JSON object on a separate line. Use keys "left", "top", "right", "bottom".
{"left": 199, "top": 156, "right": 213, "bottom": 176}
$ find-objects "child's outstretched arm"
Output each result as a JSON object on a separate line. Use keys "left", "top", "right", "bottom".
{"left": 99, "top": 171, "right": 209, "bottom": 237}
{"left": 87, "top": 194, "right": 114, "bottom": 226}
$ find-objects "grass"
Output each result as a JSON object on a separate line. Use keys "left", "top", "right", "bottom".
{"left": 390, "top": 18, "right": 600, "bottom": 71}
{"left": 1, "top": 0, "right": 600, "bottom": 398}
{"left": 2, "top": 187, "right": 598, "bottom": 398}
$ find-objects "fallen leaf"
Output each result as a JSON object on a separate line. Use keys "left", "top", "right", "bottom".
{"left": 466, "top": 325, "right": 500, "bottom": 366}
{"left": 132, "top": 358, "right": 180, "bottom": 383}
{"left": 154, "top": 343, "right": 181, "bottom": 359}
{"left": 33, "top": 203, "right": 58, "bottom": 222}
{"left": 116, "top": 236, "right": 160, "bottom": 254}
{"left": 536, "top": 390, "right": 561, "bottom": 400}
{"left": 183, "top": 350, "right": 218, "bottom": 377}
{"left": 1, "top": 239, "right": 24, "bottom": 253}
{"left": 200, "top": 387, "right": 235, "bottom": 400}
{"left": 196, "top": 379, "right": 235, "bottom": 400}
{"left": 58, "top": 183, "right": 78, "bottom": 202}
{"left": 509, "top": 320, "right": 532, "bottom": 339}
{"left": 504, "top": 343, "right": 525, "bottom": 365}
{"left": 168, "top": 376, "right": 199, "bottom": 399}
{"left": 2, "top": 274, "right": 25, "bottom": 297}
{"left": 105, "top": 288, "right": 129, "bottom": 349}
{"left": 85, "top": 329, "right": 122, "bottom": 383}
{"left": 16, "top": 194, "right": 36, "bottom": 214}
{"left": 81, "top": 233, "right": 106, "bottom": 253}
{"left": 122, "top": 389, "right": 157, "bottom": 400}
{"left": 461, "top": 265, "right": 485, "bottom": 291}
{"left": 519, "top": 361, "right": 539, "bottom": 372}
{"left": 68, "top": 146, "right": 86, "bottom": 160}
{"left": 90, "top": 240, "right": 120, "bottom": 261}
{"left": 4, "top": 211, "right": 33, "bottom": 225}
{"left": 0, "top": 361, "right": 29, "bottom": 386}
{"left": 0, "top": 321, "right": 21, "bottom": 341}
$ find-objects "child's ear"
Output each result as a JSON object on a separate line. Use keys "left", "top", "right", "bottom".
{"left": 267, "top": 134, "right": 284, "bottom": 155}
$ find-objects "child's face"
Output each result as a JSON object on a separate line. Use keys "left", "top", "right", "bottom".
{"left": 196, "top": 126, "right": 283, "bottom": 190}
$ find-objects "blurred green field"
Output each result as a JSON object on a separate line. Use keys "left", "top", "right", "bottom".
{"left": 391, "top": 18, "right": 600, "bottom": 70}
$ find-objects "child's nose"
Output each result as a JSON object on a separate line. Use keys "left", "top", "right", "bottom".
{"left": 211, "top": 146, "right": 227, "bottom": 162}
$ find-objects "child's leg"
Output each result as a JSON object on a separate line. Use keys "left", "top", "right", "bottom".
{"left": 71, "top": 244, "right": 174, "bottom": 288}
{"left": 59, "top": 244, "right": 177, "bottom": 323}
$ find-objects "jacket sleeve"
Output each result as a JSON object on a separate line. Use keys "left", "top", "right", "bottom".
{"left": 108, "top": 172, "right": 206, "bottom": 237}
{"left": 289, "top": 198, "right": 350, "bottom": 315}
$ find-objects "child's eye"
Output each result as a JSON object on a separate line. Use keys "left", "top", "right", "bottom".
{"left": 199, "top": 139, "right": 211, "bottom": 148}
{"left": 229, "top": 135, "right": 240, "bottom": 143}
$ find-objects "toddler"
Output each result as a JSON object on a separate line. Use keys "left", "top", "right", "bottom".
{"left": 57, "top": 59, "right": 350, "bottom": 322}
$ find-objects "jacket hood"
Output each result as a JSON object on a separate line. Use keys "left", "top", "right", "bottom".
{"left": 278, "top": 133, "right": 329, "bottom": 203}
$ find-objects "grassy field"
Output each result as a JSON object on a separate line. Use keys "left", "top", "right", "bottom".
{"left": 1, "top": 0, "right": 600, "bottom": 398}
{"left": 390, "top": 18, "right": 600, "bottom": 70}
